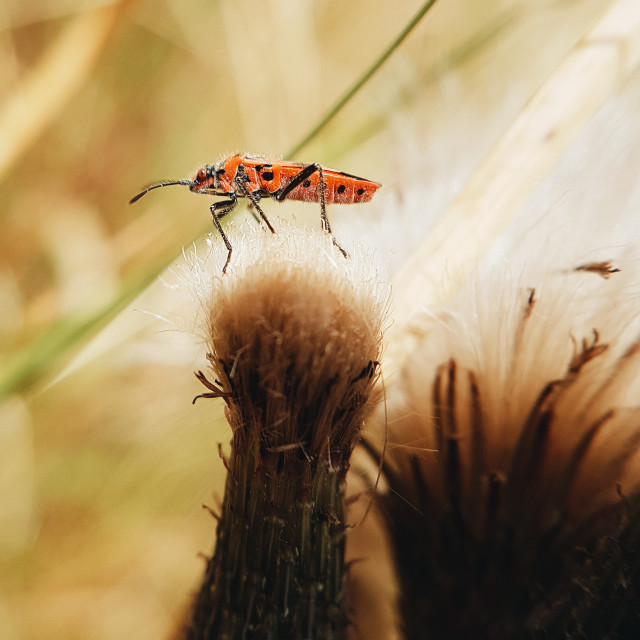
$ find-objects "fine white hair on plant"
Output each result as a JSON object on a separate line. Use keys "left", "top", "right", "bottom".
{"left": 172, "top": 221, "right": 390, "bottom": 346}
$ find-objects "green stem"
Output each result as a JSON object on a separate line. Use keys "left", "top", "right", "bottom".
{"left": 287, "top": 0, "right": 440, "bottom": 158}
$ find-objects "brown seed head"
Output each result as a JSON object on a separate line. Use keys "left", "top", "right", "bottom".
{"left": 196, "top": 225, "right": 388, "bottom": 467}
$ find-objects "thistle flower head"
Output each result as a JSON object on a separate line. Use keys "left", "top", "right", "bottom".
{"left": 377, "top": 263, "right": 640, "bottom": 638}
{"left": 187, "top": 223, "right": 388, "bottom": 468}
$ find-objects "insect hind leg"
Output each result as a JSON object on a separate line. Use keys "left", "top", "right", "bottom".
{"left": 316, "top": 165, "right": 348, "bottom": 258}
{"left": 277, "top": 163, "right": 348, "bottom": 259}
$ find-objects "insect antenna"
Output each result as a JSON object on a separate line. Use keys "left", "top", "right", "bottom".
{"left": 129, "top": 179, "right": 192, "bottom": 204}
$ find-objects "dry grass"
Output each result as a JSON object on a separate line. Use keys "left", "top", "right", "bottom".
{"left": 1, "top": 0, "right": 638, "bottom": 638}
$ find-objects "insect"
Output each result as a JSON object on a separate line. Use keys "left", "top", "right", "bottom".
{"left": 129, "top": 153, "right": 381, "bottom": 273}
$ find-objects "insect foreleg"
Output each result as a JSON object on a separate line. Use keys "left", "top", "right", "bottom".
{"left": 210, "top": 198, "right": 237, "bottom": 274}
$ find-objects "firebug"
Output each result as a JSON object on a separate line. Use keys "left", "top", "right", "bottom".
{"left": 130, "top": 153, "right": 381, "bottom": 273}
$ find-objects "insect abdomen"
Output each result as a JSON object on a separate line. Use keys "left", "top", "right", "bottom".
{"left": 277, "top": 167, "right": 380, "bottom": 205}
{"left": 333, "top": 174, "right": 380, "bottom": 204}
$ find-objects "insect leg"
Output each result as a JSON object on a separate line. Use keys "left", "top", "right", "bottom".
{"left": 234, "top": 176, "right": 276, "bottom": 233}
{"left": 210, "top": 198, "right": 237, "bottom": 274}
{"left": 246, "top": 202, "right": 262, "bottom": 224}
{"left": 276, "top": 163, "right": 348, "bottom": 259}
{"left": 316, "top": 165, "right": 348, "bottom": 257}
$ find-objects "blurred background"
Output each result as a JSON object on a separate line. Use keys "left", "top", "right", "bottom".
{"left": 1, "top": 0, "right": 639, "bottom": 638}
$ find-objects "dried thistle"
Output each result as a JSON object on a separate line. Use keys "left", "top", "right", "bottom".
{"left": 375, "top": 267, "right": 640, "bottom": 639}
{"left": 182, "top": 225, "right": 387, "bottom": 639}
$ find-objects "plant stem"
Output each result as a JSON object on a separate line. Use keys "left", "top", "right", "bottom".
{"left": 186, "top": 446, "right": 350, "bottom": 640}
{"left": 287, "top": 0, "right": 440, "bottom": 157}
